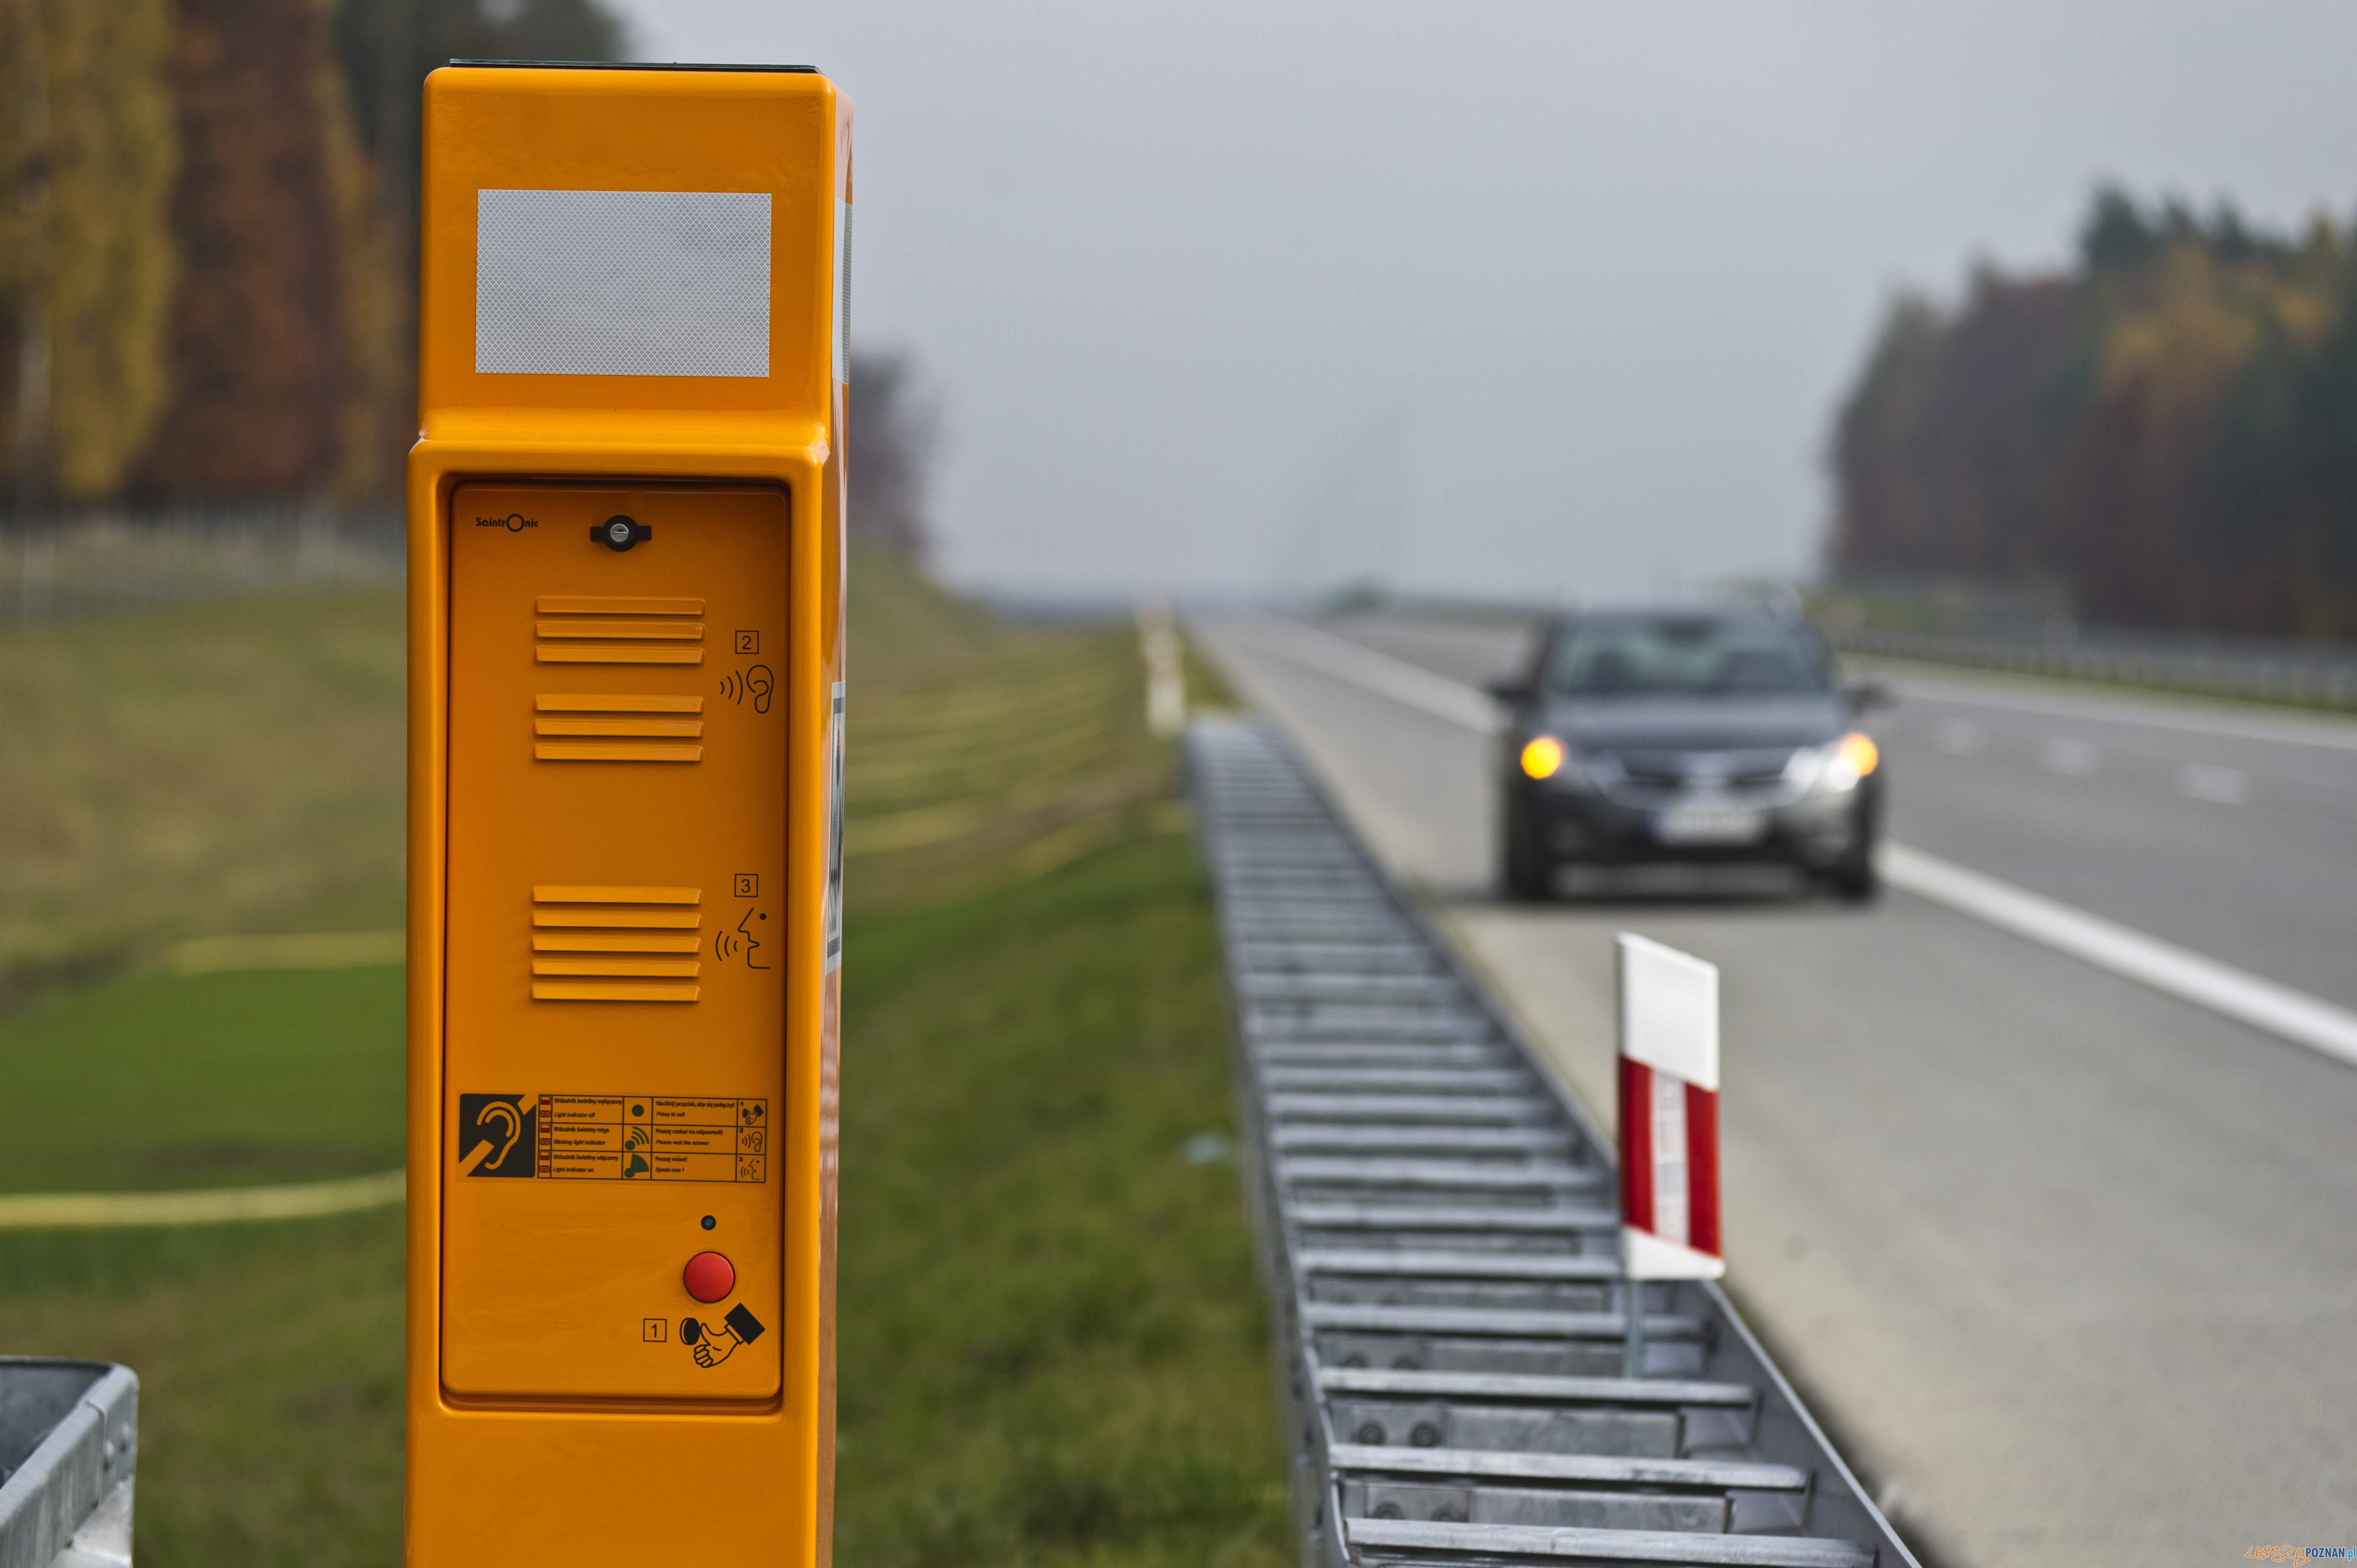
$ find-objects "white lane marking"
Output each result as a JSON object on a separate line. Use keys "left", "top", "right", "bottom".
{"left": 1224, "top": 614, "right": 2357, "bottom": 1072}
{"left": 1879, "top": 667, "right": 2357, "bottom": 754}
{"left": 1933, "top": 718, "right": 1984, "bottom": 756}
{"left": 1880, "top": 845, "right": 2357, "bottom": 1069}
{"left": 1220, "top": 613, "right": 1503, "bottom": 733}
{"left": 2039, "top": 736, "right": 2099, "bottom": 777}
{"left": 2179, "top": 762, "right": 2249, "bottom": 805}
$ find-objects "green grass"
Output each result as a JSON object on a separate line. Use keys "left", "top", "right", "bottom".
{"left": 0, "top": 1210, "right": 406, "bottom": 1564}
{"left": 835, "top": 834, "right": 1283, "bottom": 1567}
{"left": 0, "top": 561, "right": 1283, "bottom": 1567}
{"left": 0, "top": 589, "right": 407, "bottom": 993}
{"left": 0, "top": 965, "right": 403, "bottom": 1193}
{"left": 0, "top": 960, "right": 413, "bottom": 1566}
{"left": 841, "top": 551, "right": 1173, "bottom": 917}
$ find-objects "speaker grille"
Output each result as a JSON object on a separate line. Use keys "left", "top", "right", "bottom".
{"left": 531, "top": 885, "right": 703, "bottom": 1002}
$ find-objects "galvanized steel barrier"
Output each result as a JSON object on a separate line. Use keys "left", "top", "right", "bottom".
{"left": 0, "top": 1360, "right": 137, "bottom": 1568}
{"left": 1187, "top": 718, "right": 1917, "bottom": 1567}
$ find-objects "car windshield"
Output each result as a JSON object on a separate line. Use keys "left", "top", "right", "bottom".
{"left": 1546, "top": 615, "right": 1829, "bottom": 698}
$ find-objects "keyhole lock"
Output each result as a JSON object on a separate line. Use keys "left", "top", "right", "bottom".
{"left": 594, "top": 515, "right": 652, "bottom": 551}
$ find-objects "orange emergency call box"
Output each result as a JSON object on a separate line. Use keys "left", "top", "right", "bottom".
{"left": 405, "top": 62, "right": 849, "bottom": 1565}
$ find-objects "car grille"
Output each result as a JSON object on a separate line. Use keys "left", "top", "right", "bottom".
{"left": 1605, "top": 748, "right": 1795, "bottom": 790}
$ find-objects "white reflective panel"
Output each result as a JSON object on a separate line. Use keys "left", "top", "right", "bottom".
{"left": 1614, "top": 932, "right": 1720, "bottom": 1089}
{"left": 476, "top": 189, "right": 771, "bottom": 378}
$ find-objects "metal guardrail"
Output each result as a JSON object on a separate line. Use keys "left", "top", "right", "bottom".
{"left": 0, "top": 1359, "right": 138, "bottom": 1568}
{"left": 0, "top": 510, "right": 402, "bottom": 627}
{"left": 1186, "top": 719, "right": 1916, "bottom": 1567}
{"left": 1830, "top": 625, "right": 2357, "bottom": 711}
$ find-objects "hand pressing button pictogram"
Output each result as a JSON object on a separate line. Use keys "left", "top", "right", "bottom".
{"left": 681, "top": 1303, "right": 765, "bottom": 1368}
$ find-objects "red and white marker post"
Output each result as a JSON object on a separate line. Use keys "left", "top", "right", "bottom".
{"left": 1614, "top": 933, "right": 1723, "bottom": 1377}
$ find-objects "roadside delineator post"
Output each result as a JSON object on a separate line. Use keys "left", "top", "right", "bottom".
{"left": 1139, "top": 599, "right": 1186, "bottom": 738}
{"left": 1615, "top": 932, "right": 1725, "bottom": 1378}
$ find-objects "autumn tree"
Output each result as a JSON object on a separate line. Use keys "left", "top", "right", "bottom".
{"left": 332, "top": 0, "right": 627, "bottom": 494}
{"left": 848, "top": 349, "right": 939, "bottom": 558}
{"left": 0, "top": 0, "right": 628, "bottom": 515}
{"left": 0, "top": 0, "right": 176, "bottom": 509}
{"left": 1830, "top": 185, "right": 2357, "bottom": 639}
{"left": 129, "top": 0, "right": 349, "bottom": 501}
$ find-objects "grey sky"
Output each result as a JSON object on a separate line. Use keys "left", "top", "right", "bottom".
{"left": 609, "top": 1, "right": 2357, "bottom": 604}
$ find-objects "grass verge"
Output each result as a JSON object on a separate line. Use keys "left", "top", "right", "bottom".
{"left": 835, "top": 833, "right": 1282, "bottom": 1567}
{"left": 0, "top": 558, "right": 1282, "bottom": 1566}
{"left": 0, "top": 590, "right": 406, "bottom": 996}
{"left": 0, "top": 966, "right": 403, "bottom": 1193}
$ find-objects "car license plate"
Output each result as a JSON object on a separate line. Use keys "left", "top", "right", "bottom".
{"left": 1651, "top": 806, "right": 1766, "bottom": 845}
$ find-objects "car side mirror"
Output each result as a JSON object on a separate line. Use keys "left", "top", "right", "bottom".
{"left": 1845, "top": 680, "right": 1896, "bottom": 713}
{"left": 1483, "top": 675, "right": 1530, "bottom": 705}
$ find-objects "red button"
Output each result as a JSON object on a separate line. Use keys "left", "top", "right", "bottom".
{"left": 682, "top": 1251, "right": 734, "bottom": 1303}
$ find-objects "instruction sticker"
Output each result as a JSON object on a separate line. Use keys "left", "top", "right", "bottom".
{"left": 456, "top": 1094, "right": 768, "bottom": 1183}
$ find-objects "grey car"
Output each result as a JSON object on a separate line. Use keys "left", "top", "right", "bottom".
{"left": 1490, "top": 609, "right": 1890, "bottom": 900}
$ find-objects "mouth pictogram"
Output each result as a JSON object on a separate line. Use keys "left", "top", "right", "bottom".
{"left": 714, "top": 906, "right": 769, "bottom": 969}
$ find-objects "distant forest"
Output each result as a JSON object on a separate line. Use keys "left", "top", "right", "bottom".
{"left": 0, "top": 0, "right": 625, "bottom": 512}
{"left": 1830, "top": 187, "right": 2357, "bottom": 640}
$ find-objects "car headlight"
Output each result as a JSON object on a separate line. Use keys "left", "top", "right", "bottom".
{"left": 1789, "top": 732, "right": 1880, "bottom": 793}
{"left": 1520, "top": 738, "right": 1615, "bottom": 789}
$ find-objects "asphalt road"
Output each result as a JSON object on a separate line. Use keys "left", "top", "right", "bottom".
{"left": 1196, "top": 611, "right": 2357, "bottom": 1568}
